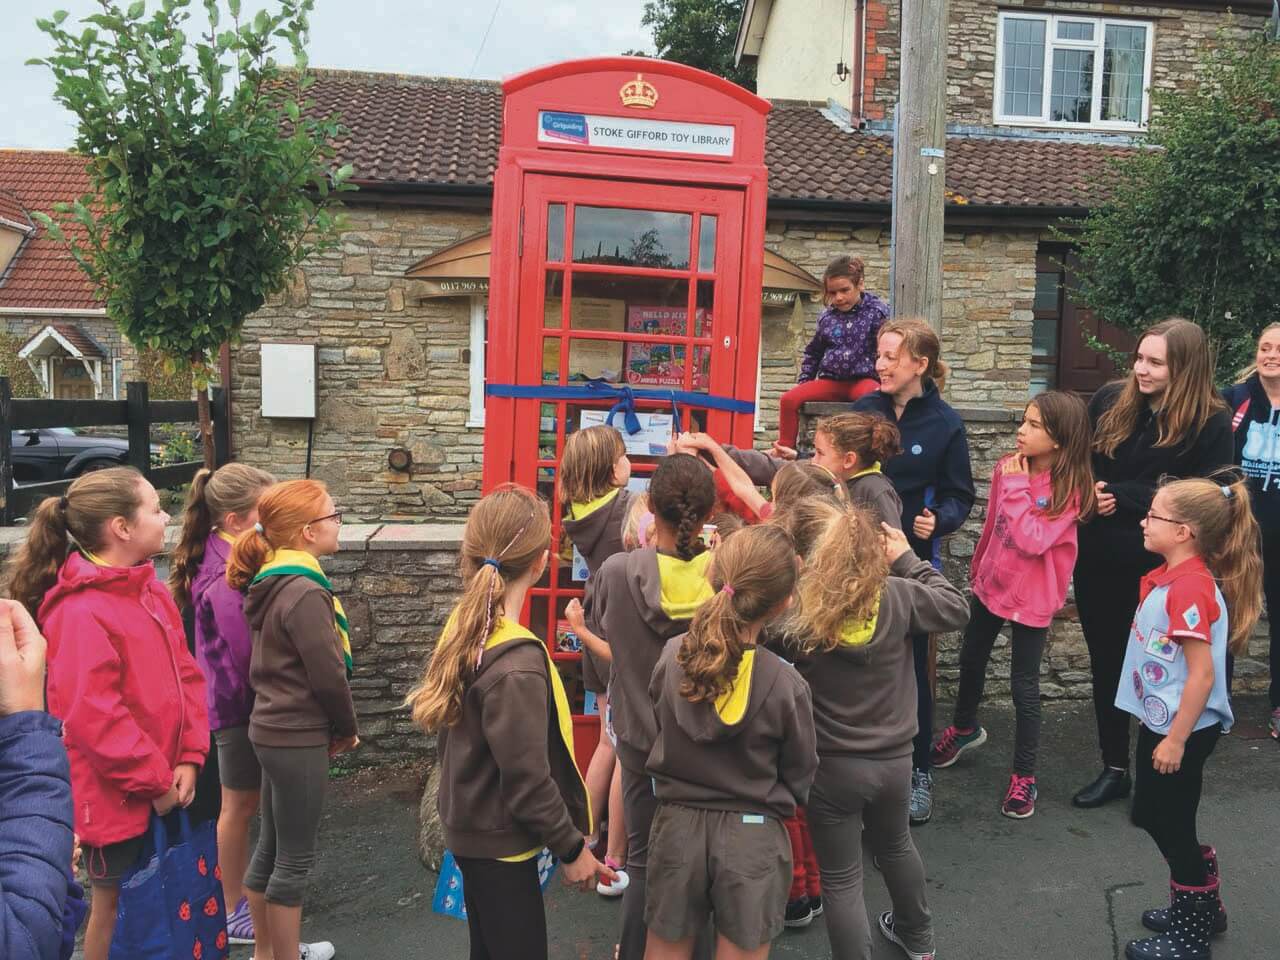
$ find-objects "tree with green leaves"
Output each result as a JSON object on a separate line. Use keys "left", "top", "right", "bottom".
{"left": 1065, "top": 31, "right": 1280, "bottom": 381}
{"left": 627, "top": 0, "right": 756, "bottom": 90}
{"left": 29, "top": 0, "right": 354, "bottom": 465}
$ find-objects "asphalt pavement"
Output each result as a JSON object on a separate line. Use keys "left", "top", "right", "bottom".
{"left": 227, "top": 697, "right": 1279, "bottom": 960}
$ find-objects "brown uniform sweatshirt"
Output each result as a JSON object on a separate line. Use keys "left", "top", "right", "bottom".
{"left": 647, "top": 636, "right": 818, "bottom": 820}
{"left": 789, "top": 554, "right": 968, "bottom": 759}
{"left": 244, "top": 575, "right": 359, "bottom": 748}
{"left": 436, "top": 620, "right": 590, "bottom": 861}
{"left": 584, "top": 546, "right": 714, "bottom": 771}
{"left": 846, "top": 467, "right": 903, "bottom": 529}
{"left": 561, "top": 487, "right": 634, "bottom": 693}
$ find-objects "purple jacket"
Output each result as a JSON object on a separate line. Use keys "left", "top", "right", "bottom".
{"left": 193, "top": 532, "right": 254, "bottom": 731}
{"left": 799, "top": 291, "right": 890, "bottom": 382}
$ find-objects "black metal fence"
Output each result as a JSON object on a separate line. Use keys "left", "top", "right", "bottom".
{"left": 0, "top": 377, "right": 229, "bottom": 525}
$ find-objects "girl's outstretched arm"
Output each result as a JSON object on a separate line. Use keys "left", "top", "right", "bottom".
{"left": 565, "top": 599, "right": 611, "bottom": 663}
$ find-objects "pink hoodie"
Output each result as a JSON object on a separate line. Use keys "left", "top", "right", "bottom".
{"left": 970, "top": 459, "right": 1080, "bottom": 628}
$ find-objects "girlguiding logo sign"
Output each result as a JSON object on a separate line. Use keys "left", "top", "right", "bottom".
{"left": 538, "top": 111, "right": 735, "bottom": 157}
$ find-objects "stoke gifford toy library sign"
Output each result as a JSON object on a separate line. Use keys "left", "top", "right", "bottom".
{"left": 538, "top": 110, "right": 735, "bottom": 158}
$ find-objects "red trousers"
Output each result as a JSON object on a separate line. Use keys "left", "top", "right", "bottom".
{"left": 785, "top": 807, "right": 822, "bottom": 900}
{"left": 778, "top": 377, "right": 879, "bottom": 448}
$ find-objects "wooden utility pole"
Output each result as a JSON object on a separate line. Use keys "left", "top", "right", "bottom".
{"left": 890, "top": 0, "right": 948, "bottom": 331}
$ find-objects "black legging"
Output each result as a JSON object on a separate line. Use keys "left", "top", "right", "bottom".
{"left": 912, "top": 633, "right": 932, "bottom": 772}
{"left": 1132, "top": 723, "right": 1220, "bottom": 886}
{"left": 1074, "top": 535, "right": 1160, "bottom": 769}
{"left": 953, "top": 596, "right": 1047, "bottom": 776}
{"left": 1265, "top": 526, "right": 1280, "bottom": 709}
{"left": 456, "top": 855, "right": 548, "bottom": 960}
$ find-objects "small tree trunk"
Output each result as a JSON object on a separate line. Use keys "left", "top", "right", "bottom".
{"left": 197, "top": 387, "right": 215, "bottom": 468}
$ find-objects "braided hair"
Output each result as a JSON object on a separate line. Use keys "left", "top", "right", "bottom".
{"left": 647, "top": 453, "right": 717, "bottom": 561}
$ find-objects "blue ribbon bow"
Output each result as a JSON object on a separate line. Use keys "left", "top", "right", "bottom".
{"left": 485, "top": 378, "right": 755, "bottom": 435}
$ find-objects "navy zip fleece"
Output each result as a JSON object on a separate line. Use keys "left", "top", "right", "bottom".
{"left": 854, "top": 380, "right": 976, "bottom": 563}
{"left": 1224, "top": 375, "right": 1280, "bottom": 532}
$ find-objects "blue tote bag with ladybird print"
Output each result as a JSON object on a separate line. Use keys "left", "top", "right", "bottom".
{"left": 109, "top": 810, "right": 229, "bottom": 960}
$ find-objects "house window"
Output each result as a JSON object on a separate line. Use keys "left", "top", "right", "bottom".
{"left": 996, "top": 13, "right": 1153, "bottom": 130}
{"left": 467, "top": 296, "right": 488, "bottom": 427}
{"left": 112, "top": 357, "right": 124, "bottom": 398}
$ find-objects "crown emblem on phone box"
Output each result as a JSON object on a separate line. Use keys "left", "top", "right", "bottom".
{"left": 620, "top": 74, "right": 659, "bottom": 109}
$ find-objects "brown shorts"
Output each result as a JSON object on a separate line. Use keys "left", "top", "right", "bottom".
{"left": 644, "top": 802, "right": 792, "bottom": 950}
{"left": 83, "top": 833, "right": 146, "bottom": 888}
{"left": 581, "top": 648, "right": 610, "bottom": 694}
{"left": 214, "top": 724, "right": 262, "bottom": 791}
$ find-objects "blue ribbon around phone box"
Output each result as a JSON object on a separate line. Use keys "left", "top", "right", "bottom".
{"left": 485, "top": 379, "right": 755, "bottom": 435}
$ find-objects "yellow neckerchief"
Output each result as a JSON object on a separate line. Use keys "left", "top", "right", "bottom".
{"left": 849, "top": 461, "right": 883, "bottom": 480}
{"left": 838, "top": 597, "right": 882, "bottom": 647}
{"left": 567, "top": 487, "right": 620, "bottom": 521}
{"left": 468, "top": 615, "right": 591, "bottom": 861}
{"left": 252, "top": 549, "right": 352, "bottom": 677}
{"left": 80, "top": 547, "right": 110, "bottom": 567}
{"left": 714, "top": 647, "right": 756, "bottom": 724}
{"left": 656, "top": 551, "right": 715, "bottom": 619}
{"left": 215, "top": 528, "right": 238, "bottom": 545}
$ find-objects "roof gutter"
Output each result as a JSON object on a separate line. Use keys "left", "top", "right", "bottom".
{"left": 766, "top": 195, "right": 1092, "bottom": 221}
{"left": 0, "top": 306, "right": 106, "bottom": 317}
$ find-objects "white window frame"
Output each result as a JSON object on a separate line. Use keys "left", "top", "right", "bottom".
{"left": 467, "top": 295, "right": 487, "bottom": 428}
{"left": 112, "top": 357, "right": 124, "bottom": 399}
{"left": 993, "top": 12, "right": 1155, "bottom": 131}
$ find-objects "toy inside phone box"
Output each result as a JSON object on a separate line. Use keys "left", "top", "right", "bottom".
{"left": 624, "top": 305, "right": 711, "bottom": 389}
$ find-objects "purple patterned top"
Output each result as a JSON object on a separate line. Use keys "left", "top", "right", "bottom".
{"left": 798, "top": 291, "right": 890, "bottom": 382}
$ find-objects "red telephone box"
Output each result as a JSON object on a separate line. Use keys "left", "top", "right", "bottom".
{"left": 482, "top": 57, "right": 771, "bottom": 769}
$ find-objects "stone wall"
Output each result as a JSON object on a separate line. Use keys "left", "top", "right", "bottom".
{"left": 866, "top": 1, "right": 1267, "bottom": 128}
{"left": 230, "top": 205, "right": 491, "bottom": 521}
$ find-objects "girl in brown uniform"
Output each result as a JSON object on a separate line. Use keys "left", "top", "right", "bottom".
{"left": 405, "top": 484, "right": 613, "bottom": 960}
{"left": 558, "top": 425, "right": 634, "bottom": 896}
{"left": 788, "top": 505, "right": 969, "bottom": 960}
{"left": 584, "top": 453, "right": 719, "bottom": 960}
{"left": 645, "top": 524, "right": 818, "bottom": 960}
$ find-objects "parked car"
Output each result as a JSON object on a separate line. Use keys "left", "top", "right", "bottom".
{"left": 9, "top": 427, "right": 136, "bottom": 484}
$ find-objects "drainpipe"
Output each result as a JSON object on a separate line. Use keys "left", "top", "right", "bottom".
{"left": 851, "top": 0, "right": 868, "bottom": 128}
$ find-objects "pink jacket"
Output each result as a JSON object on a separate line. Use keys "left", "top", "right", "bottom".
{"left": 39, "top": 552, "right": 209, "bottom": 846}
{"left": 970, "top": 460, "right": 1080, "bottom": 628}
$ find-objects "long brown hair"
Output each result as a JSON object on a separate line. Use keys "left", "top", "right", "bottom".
{"left": 1162, "top": 475, "right": 1263, "bottom": 654}
{"left": 790, "top": 503, "right": 889, "bottom": 654}
{"left": 225, "top": 479, "right": 330, "bottom": 591}
{"left": 405, "top": 484, "right": 551, "bottom": 731}
{"left": 1024, "top": 391, "right": 1096, "bottom": 520}
{"left": 816, "top": 411, "right": 902, "bottom": 466}
{"left": 647, "top": 453, "right": 717, "bottom": 561}
{"left": 1094, "top": 318, "right": 1227, "bottom": 458}
{"left": 5, "top": 466, "right": 146, "bottom": 618}
{"left": 1235, "top": 321, "right": 1280, "bottom": 383}
{"left": 879, "top": 318, "right": 949, "bottom": 392}
{"left": 676, "top": 524, "right": 797, "bottom": 703}
{"left": 169, "top": 463, "right": 276, "bottom": 609}
{"left": 560, "top": 425, "right": 625, "bottom": 506}
{"left": 772, "top": 461, "right": 848, "bottom": 511}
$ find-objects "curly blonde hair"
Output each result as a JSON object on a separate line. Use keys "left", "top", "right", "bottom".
{"left": 789, "top": 503, "right": 888, "bottom": 654}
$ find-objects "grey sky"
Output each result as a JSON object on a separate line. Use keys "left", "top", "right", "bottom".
{"left": 1, "top": 0, "right": 654, "bottom": 150}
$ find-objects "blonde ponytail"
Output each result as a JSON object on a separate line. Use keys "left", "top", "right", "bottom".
{"left": 1163, "top": 474, "right": 1263, "bottom": 654}
{"left": 405, "top": 484, "right": 551, "bottom": 732}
